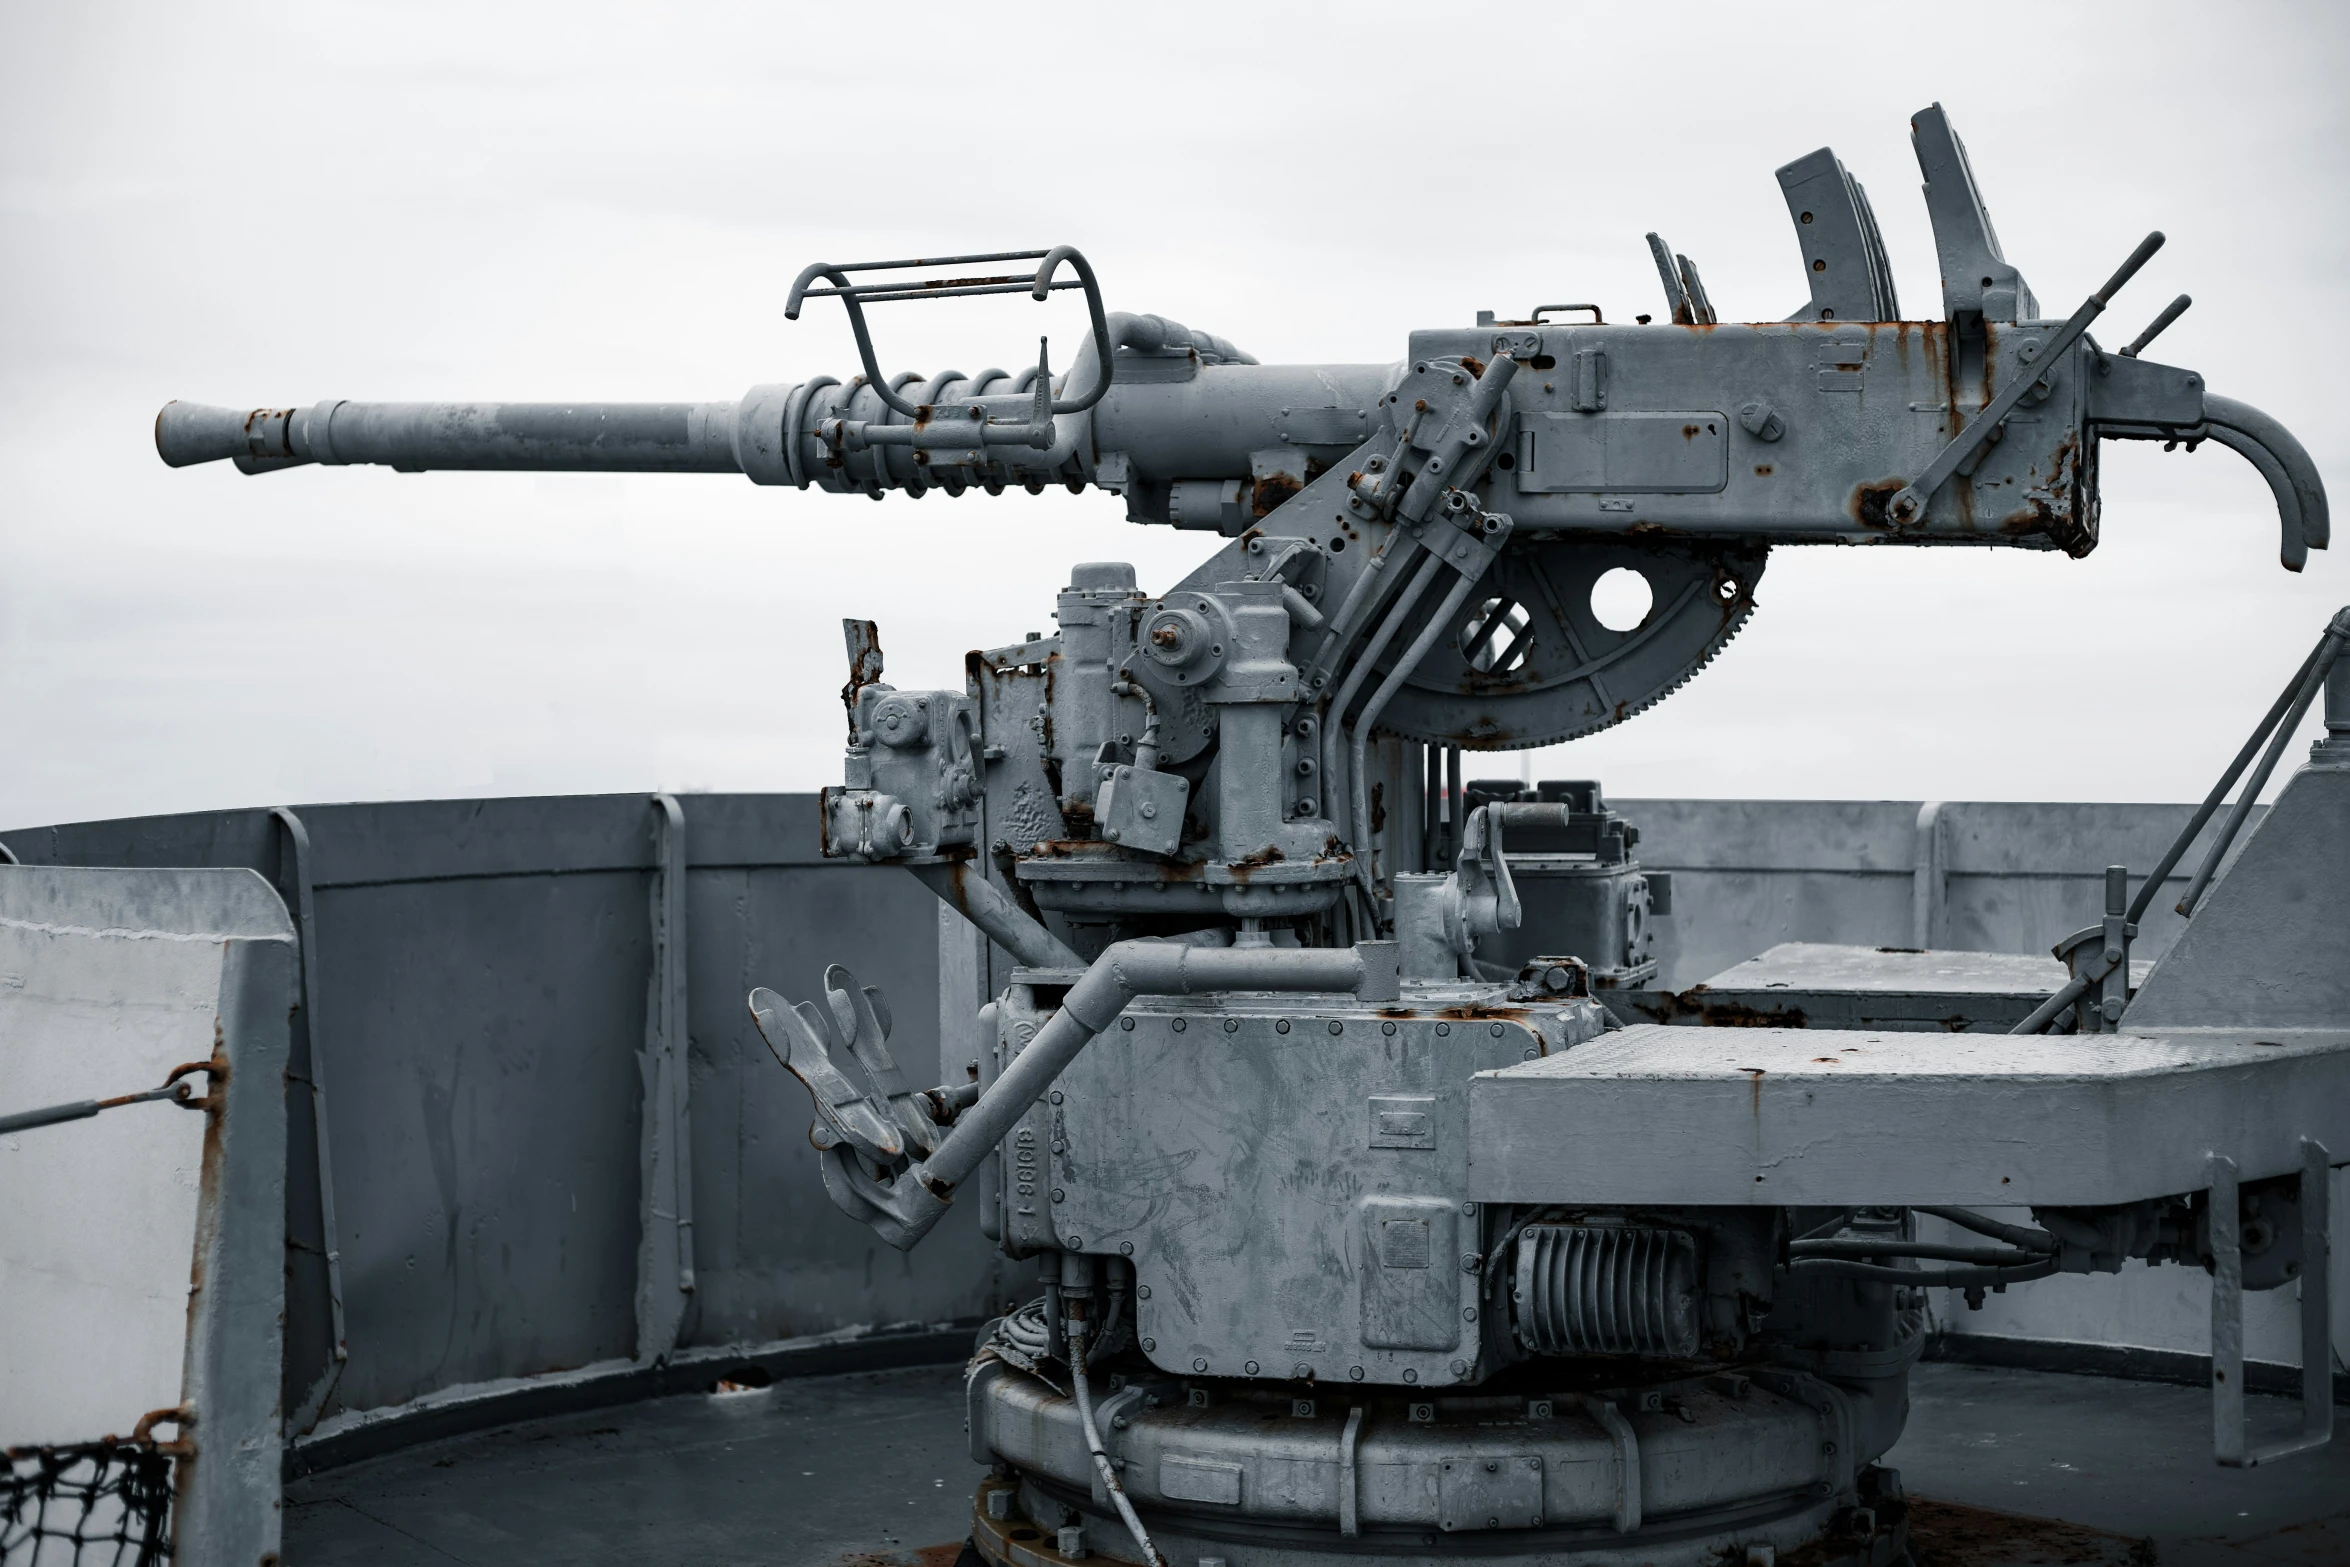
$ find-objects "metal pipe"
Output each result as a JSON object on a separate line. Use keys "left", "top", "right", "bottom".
{"left": 2176, "top": 614, "right": 2349, "bottom": 916}
{"left": 2199, "top": 424, "right": 2309, "bottom": 571}
{"left": 907, "top": 861, "right": 1083, "bottom": 971}
{"left": 1914, "top": 1206, "right": 2060, "bottom": 1253}
{"left": 1321, "top": 551, "right": 1447, "bottom": 841}
{"left": 2126, "top": 632, "right": 2330, "bottom": 926}
{"left": 1348, "top": 567, "right": 1490, "bottom": 889}
{"left": 2010, "top": 972, "right": 2091, "bottom": 1036}
{"left": 923, "top": 940, "right": 1398, "bottom": 1193}
{"left": 0, "top": 1081, "right": 185, "bottom": 1136}
{"left": 1305, "top": 530, "right": 1425, "bottom": 696}
{"left": 2202, "top": 395, "right": 2330, "bottom": 552}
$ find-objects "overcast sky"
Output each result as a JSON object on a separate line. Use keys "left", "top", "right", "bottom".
{"left": 4, "top": 1, "right": 2346, "bottom": 830}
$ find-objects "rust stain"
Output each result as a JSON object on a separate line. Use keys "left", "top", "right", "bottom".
{"left": 1695, "top": 999, "right": 1807, "bottom": 1027}
{"left": 1224, "top": 844, "right": 1287, "bottom": 883}
{"left": 1898, "top": 1496, "right": 2153, "bottom": 1566}
{"left": 1251, "top": 473, "right": 1302, "bottom": 517}
{"left": 827, "top": 1546, "right": 970, "bottom": 1567}
{"left": 841, "top": 619, "right": 886, "bottom": 734}
{"left": 1850, "top": 478, "right": 1905, "bottom": 531}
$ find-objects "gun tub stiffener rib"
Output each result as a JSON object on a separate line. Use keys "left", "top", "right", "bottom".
{"left": 161, "top": 106, "right": 2347, "bottom": 1567}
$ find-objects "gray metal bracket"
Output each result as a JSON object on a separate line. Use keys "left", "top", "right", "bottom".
{"left": 635, "top": 793, "right": 697, "bottom": 1363}
{"left": 1571, "top": 1393, "right": 1641, "bottom": 1533}
{"left": 273, "top": 806, "right": 350, "bottom": 1438}
{"left": 2210, "top": 1141, "right": 2334, "bottom": 1467}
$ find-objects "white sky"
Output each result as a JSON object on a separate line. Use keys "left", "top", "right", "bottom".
{"left": 3, "top": 1, "right": 2346, "bottom": 829}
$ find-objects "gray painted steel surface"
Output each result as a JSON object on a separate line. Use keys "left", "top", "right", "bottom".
{"left": 0, "top": 866, "right": 296, "bottom": 1565}
{"left": 0, "top": 794, "right": 1022, "bottom": 1433}
{"left": 1629, "top": 941, "right": 2155, "bottom": 1032}
{"left": 1620, "top": 798, "right": 2265, "bottom": 990}
{"left": 1468, "top": 1023, "right": 2350, "bottom": 1206}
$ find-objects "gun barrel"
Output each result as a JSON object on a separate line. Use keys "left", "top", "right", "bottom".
{"left": 154, "top": 358, "right": 1392, "bottom": 502}
{"left": 156, "top": 399, "right": 746, "bottom": 475}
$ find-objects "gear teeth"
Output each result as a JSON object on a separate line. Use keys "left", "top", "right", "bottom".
{"left": 1383, "top": 543, "right": 1769, "bottom": 750}
{"left": 1570, "top": 596, "right": 1757, "bottom": 742}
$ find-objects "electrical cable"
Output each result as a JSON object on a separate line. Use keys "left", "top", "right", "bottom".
{"left": 1068, "top": 1320, "right": 1166, "bottom": 1566}
{"left": 1790, "top": 1238, "right": 2045, "bottom": 1267}
{"left": 1788, "top": 1256, "right": 2059, "bottom": 1289}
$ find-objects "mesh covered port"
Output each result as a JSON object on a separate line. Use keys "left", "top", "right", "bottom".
{"left": 2, "top": 1440, "right": 173, "bottom": 1567}
{"left": 1511, "top": 1223, "right": 1701, "bottom": 1358}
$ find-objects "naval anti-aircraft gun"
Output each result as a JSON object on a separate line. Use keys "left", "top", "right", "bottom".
{"left": 158, "top": 106, "right": 2349, "bottom": 1565}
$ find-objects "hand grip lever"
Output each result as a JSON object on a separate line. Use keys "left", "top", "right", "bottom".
{"left": 1888, "top": 232, "right": 2164, "bottom": 525}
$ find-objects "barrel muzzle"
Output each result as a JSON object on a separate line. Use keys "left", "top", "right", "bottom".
{"left": 153, "top": 401, "right": 312, "bottom": 473}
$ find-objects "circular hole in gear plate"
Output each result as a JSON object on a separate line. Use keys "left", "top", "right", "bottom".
{"left": 1590, "top": 566, "right": 1653, "bottom": 632}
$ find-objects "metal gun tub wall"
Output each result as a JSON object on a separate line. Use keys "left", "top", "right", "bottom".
{"left": 161, "top": 106, "right": 2344, "bottom": 1567}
